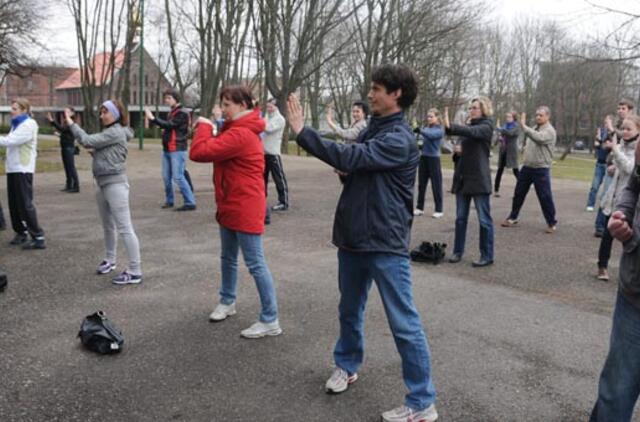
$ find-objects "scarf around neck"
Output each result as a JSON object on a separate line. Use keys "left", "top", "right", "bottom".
{"left": 10, "top": 114, "right": 29, "bottom": 131}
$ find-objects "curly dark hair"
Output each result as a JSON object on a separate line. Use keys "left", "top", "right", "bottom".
{"left": 371, "top": 64, "right": 418, "bottom": 109}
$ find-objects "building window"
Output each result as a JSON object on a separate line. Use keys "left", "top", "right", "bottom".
{"left": 133, "top": 91, "right": 137, "bottom": 104}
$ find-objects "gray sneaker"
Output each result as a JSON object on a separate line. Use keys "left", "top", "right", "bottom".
{"left": 240, "top": 320, "right": 282, "bottom": 338}
{"left": 209, "top": 303, "right": 236, "bottom": 322}
{"left": 381, "top": 404, "right": 438, "bottom": 422}
{"left": 325, "top": 367, "right": 358, "bottom": 394}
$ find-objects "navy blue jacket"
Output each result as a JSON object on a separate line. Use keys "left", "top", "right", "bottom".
{"left": 296, "top": 112, "right": 419, "bottom": 256}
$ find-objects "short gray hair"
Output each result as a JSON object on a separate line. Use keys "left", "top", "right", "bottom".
{"left": 536, "top": 106, "right": 551, "bottom": 116}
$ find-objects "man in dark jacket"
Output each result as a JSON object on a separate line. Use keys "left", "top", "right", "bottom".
{"left": 287, "top": 64, "right": 438, "bottom": 422}
{"left": 146, "top": 89, "right": 196, "bottom": 211}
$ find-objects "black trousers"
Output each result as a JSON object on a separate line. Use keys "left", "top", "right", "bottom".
{"left": 0, "top": 199, "right": 6, "bottom": 229}
{"left": 416, "top": 156, "right": 443, "bottom": 212}
{"left": 61, "top": 147, "right": 79, "bottom": 190}
{"left": 264, "top": 154, "right": 289, "bottom": 206}
{"left": 7, "top": 173, "right": 44, "bottom": 238}
{"left": 598, "top": 215, "right": 614, "bottom": 269}
{"left": 494, "top": 150, "right": 519, "bottom": 193}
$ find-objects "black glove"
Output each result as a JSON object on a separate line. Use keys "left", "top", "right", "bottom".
{"left": 413, "top": 126, "right": 421, "bottom": 134}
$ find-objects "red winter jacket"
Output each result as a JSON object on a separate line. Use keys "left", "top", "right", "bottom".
{"left": 190, "top": 109, "right": 266, "bottom": 234}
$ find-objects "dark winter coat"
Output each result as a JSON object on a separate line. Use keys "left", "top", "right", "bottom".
{"left": 446, "top": 117, "right": 494, "bottom": 195}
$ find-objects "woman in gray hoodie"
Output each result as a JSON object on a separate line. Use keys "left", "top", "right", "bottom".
{"left": 66, "top": 100, "right": 142, "bottom": 285}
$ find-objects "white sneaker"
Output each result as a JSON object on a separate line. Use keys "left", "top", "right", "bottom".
{"left": 325, "top": 367, "right": 358, "bottom": 393}
{"left": 240, "top": 320, "right": 282, "bottom": 338}
{"left": 586, "top": 206, "right": 595, "bottom": 212}
{"left": 381, "top": 404, "right": 438, "bottom": 422}
{"left": 413, "top": 209, "right": 424, "bottom": 216}
{"left": 431, "top": 212, "right": 443, "bottom": 219}
{"left": 209, "top": 302, "right": 236, "bottom": 322}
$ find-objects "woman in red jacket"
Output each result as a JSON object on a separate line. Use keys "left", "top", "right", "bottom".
{"left": 190, "top": 85, "right": 281, "bottom": 339}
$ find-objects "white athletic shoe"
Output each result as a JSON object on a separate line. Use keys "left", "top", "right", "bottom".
{"left": 325, "top": 367, "right": 358, "bottom": 393}
{"left": 413, "top": 209, "right": 425, "bottom": 216}
{"left": 381, "top": 404, "right": 438, "bottom": 422}
{"left": 431, "top": 212, "right": 443, "bottom": 219}
{"left": 586, "top": 206, "right": 595, "bottom": 212}
{"left": 240, "top": 320, "right": 282, "bottom": 338}
{"left": 209, "top": 302, "right": 236, "bottom": 322}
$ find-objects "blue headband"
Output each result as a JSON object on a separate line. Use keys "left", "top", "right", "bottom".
{"left": 102, "top": 100, "right": 120, "bottom": 121}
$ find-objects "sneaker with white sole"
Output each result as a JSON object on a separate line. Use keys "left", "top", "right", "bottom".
{"left": 381, "top": 404, "right": 438, "bottom": 422}
{"left": 111, "top": 271, "right": 142, "bottom": 285}
{"left": 325, "top": 367, "right": 358, "bottom": 393}
{"left": 96, "top": 260, "right": 116, "bottom": 275}
{"left": 240, "top": 320, "right": 282, "bottom": 338}
{"left": 431, "top": 212, "right": 443, "bottom": 219}
{"left": 413, "top": 209, "right": 424, "bottom": 216}
{"left": 209, "top": 302, "right": 236, "bottom": 322}
{"left": 586, "top": 206, "right": 595, "bottom": 212}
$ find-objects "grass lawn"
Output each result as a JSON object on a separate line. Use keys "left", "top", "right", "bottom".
{"left": 440, "top": 150, "right": 595, "bottom": 182}
{"left": 3, "top": 137, "right": 594, "bottom": 182}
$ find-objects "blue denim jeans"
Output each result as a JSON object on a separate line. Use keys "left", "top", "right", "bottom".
{"left": 587, "top": 162, "right": 607, "bottom": 208}
{"left": 508, "top": 166, "right": 557, "bottom": 226}
{"left": 591, "top": 292, "right": 640, "bottom": 421}
{"left": 162, "top": 151, "right": 196, "bottom": 206}
{"left": 595, "top": 174, "right": 614, "bottom": 233}
{"left": 454, "top": 194, "right": 494, "bottom": 261}
{"left": 219, "top": 225, "right": 278, "bottom": 323}
{"left": 334, "top": 249, "right": 436, "bottom": 411}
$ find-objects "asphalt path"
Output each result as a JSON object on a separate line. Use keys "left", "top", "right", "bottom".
{"left": 0, "top": 144, "right": 635, "bottom": 421}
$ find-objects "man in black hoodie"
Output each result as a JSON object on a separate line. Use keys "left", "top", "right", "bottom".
{"left": 287, "top": 64, "right": 437, "bottom": 422}
{"left": 146, "top": 89, "right": 196, "bottom": 211}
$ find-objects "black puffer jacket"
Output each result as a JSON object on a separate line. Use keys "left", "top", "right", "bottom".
{"left": 296, "top": 112, "right": 419, "bottom": 256}
{"left": 447, "top": 117, "right": 494, "bottom": 195}
{"left": 151, "top": 105, "right": 190, "bottom": 152}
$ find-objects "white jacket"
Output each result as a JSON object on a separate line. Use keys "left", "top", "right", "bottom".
{"left": 262, "top": 110, "right": 286, "bottom": 156}
{"left": 0, "top": 118, "right": 39, "bottom": 173}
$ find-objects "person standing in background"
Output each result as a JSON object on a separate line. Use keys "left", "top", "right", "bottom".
{"left": 263, "top": 99, "right": 289, "bottom": 212}
{"left": 493, "top": 111, "right": 520, "bottom": 197}
{"left": 413, "top": 108, "right": 444, "bottom": 218}
{"left": 146, "top": 89, "right": 197, "bottom": 211}
{"left": 48, "top": 108, "right": 80, "bottom": 193}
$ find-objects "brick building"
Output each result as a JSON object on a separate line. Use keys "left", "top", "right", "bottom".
{"left": 0, "top": 44, "right": 173, "bottom": 126}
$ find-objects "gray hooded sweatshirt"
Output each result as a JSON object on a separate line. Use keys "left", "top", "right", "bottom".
{"left": 70, "top": 123, "right": 132, "bottom": 186}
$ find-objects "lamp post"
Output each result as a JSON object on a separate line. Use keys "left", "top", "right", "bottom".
{"left": 138, "top": 0, "right": 144, "bottom": 150}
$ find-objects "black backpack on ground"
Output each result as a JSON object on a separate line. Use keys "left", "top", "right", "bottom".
{"left": 78, "top": 311, "right": 124, "bottom": 354}
{"left": 410, "top": 241, "right": 447, "bottom": 265}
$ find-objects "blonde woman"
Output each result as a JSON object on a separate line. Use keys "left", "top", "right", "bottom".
{"left": 0, "top": 98, "right": 45, "bottom": 249}
{"left": 444, "top": 97, "right": 495, "bottom": 267}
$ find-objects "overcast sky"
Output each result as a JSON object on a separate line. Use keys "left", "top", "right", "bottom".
{"left": 36, "top": 0, "right": 638, "bottom": 68}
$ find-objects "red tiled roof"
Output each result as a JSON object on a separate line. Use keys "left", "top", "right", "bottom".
{"left": 56, "top": 49, "right": 126, "bottom": 90}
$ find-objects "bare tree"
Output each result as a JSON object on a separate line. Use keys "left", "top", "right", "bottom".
{"left": 0, "top": 0, "right": 44, "bottom": 82}
{"left": 67, "top": 0, "right": 128, "bottom": 130}
{"left": 253, "top": 0, "right": 363, "bottom": 148}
